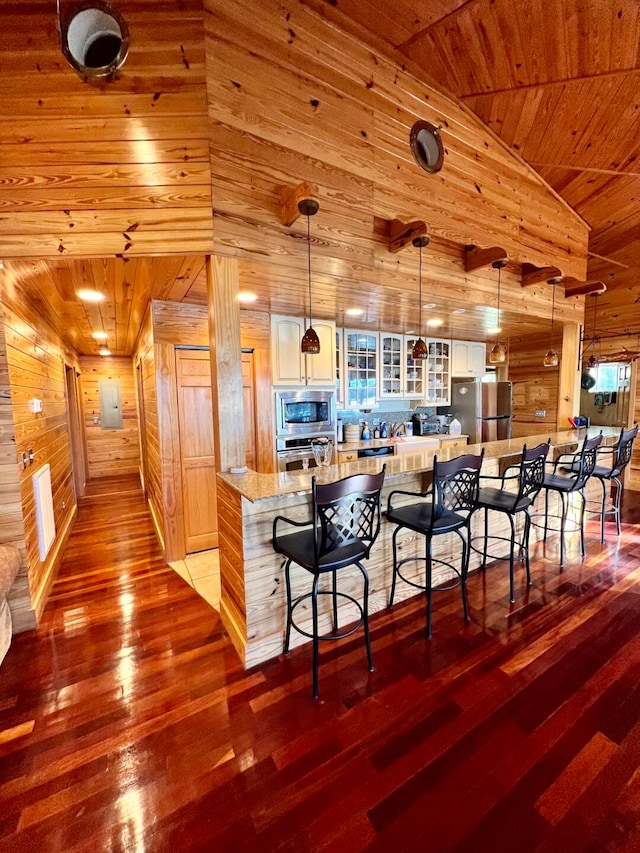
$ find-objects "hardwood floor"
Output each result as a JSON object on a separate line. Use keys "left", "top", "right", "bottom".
{"left": 1, "top": 475, "right": 640, "bottom": 851}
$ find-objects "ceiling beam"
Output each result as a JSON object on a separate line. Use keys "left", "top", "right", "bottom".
{"left": 465, "top": 246, "right": 508, "bottom": 272}
{"left": 563, "top": 279, "right": 607, "bottom": 298}
{"left": 280, "top": 182, "right": 319, "bottom": 227}
{"left": 388, "top": 219, "right": 428, "bottom": 253}
{"left": 521, "top": 264, "right": 564, "bottom": 287}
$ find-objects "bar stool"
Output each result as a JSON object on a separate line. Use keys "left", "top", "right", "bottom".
{"left": 387, "top": 451, "right": 483, "bottom": 637}
{"left": 541, "top": 433, "right": 603, "bottom": 566}
{"left": 564, "top": 425, "right": 637, "bottom": 542}
{"left": 272, "top": 467, "right": 386, "bottom": 699}
{"left": 471, "top": 441, "right": 550, "bottom": 603}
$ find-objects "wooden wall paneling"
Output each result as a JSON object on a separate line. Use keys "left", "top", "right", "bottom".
{"left": 154, "top": 342, "right": 185, "bottom": 562}
{"left": 133, "top": 307, "right": 164, "bottom": 551}
{"left": 64, "top": 364, "right": 87, "bottom": 499}
{"left": 0, "top": 0, "right": 214, "bottom": 259}
{"left": 508, "top": 332, "right": 560, "bottom": 438}
{"left": 1, "top": 280, "right": 77, "bottom": 629}
{"left": 240, "top": 310, "right": 275, "bottom": 474}
{"left": 207, "top": 257, "right": 244, "bottom": 472}
{"left": 79, "top": 356, "right": 141, "bottom": 479}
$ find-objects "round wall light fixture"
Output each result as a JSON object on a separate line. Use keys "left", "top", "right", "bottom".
{"left": 410, "top": 120, "right": 444, "bottom": 174}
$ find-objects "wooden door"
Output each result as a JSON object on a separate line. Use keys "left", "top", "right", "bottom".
{"left": 176, "top": 349, "right": 218, "bottom": 553}
{"left": 65, "top": 365, "right": 87, "bottom": 499}
{"left": 242, "top": 350, "right": 256, "bottom": 469}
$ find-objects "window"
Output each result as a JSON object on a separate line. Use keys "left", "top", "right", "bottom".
{"left": 588, "top": 362, "right": 620, "bottom": 393}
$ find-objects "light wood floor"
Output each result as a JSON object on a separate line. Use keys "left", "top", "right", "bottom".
{"left": 0, "top": 474, "right": 639, "bottom": 851}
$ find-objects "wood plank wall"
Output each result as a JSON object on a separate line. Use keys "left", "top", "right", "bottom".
{"left": 0, "top": 309, "right": 30, "bottom": 632}
{"left": 0, "top": 0, "right": 213, "bottom": 259}
{"left": 205, "top": 0, "right": 590, "bottom": 318}
{"left": 79, "top": 356, "right": 140, "bottom": 479}
{"left": 508, "top": 333, "right": 560, "bottom": 438}
{"left": 0, "top": 279, "right": 78, "bottom": 630}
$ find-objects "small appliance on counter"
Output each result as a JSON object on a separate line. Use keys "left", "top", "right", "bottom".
{"left": 412, "top": 413, "right": 440, "bottom": 436}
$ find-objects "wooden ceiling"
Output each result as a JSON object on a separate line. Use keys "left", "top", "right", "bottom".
{"left": 3, "top": 0, "right": 631, "bottom": 355}
{"left": 323, "top": 0, "right": 640, "bottom": 345}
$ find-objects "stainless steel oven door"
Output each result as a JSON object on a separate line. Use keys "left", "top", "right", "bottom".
{"left": 276, "top": 449, "right": 318, "bottom": 473}
{"left": 275, "top": 390, "right": 336, "bottom": 437}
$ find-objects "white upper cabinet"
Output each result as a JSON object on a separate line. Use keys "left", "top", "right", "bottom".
{"left": 271, "top": 315, "right": 336, "bottom": 386}
{"left": 343, "top": 330, "right": 378, "bottom": 409}
{"left": 378, "top": 333, "right": 404, "bottom": 398}
{"left": 451, "top": 340, "right": 487, "bottom": 378}
{"left": 425, "top": 338, "right": 451, "bottom": 405}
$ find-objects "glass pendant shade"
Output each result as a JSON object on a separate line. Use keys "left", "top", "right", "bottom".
{"left": 489, "top": 341, "right": 507, "bottom": 364}
{"left": 412, "top": 337, "right": 428, "bottom": 359}
{"left": 543, "top": 348, "right": 559, "bottom": 368}
{"left": 301, "top": 326, "right": 320, "bottom": 354}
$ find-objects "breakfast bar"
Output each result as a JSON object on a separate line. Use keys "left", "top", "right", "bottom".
{"left": 218, "top": 427, "right": 620, "bottom": 669}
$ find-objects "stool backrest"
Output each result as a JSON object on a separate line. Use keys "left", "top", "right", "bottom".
{"left": 432, "top": 451, "right": 484, "bottom": 518}
{"left": 574, "top": 433, "right": 603, "bottom": 488}
{"left": 313, "top": 467, "right": 386, "bottom": 560}
{"left": 518, "top": 440, "right": 550, "bottom": 502}
{"left": 612, "top": 425, "right": 638, "bottom": 476}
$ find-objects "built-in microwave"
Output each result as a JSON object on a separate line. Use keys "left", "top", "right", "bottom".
{"left": 275, "top": 390, "right": 336, "bottom": 437}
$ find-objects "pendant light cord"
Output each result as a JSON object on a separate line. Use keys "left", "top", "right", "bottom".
{"left": 496, "top": 266, "right": 501, "bottom": 342}
{"left": 418, "top": 245, "right": 423, "bottom": 340}
{"left": 550, "top": 281, "right": 555, "bottom": 337}
{"left": 307, "top": 213, "right": 312, "bottom": 328}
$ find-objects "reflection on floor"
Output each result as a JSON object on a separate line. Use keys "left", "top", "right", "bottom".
{"left": 169, "top": 549, "right": 220, "bottom": 610}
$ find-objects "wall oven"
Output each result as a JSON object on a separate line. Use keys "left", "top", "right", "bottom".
{"left": 275, "top": 390, "right": 336, "bottom": 438}
{"left": 276, "top": 435, "right": 334, "bottom": 472}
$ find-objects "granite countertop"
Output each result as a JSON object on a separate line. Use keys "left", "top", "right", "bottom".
{"left": 218, "top": 427, "right": 620, "bottom": 504}
{"left": 337, "top": 435, "right": 457, "bottom": 452}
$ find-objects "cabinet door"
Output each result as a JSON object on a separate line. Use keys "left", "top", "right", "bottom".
{"left": 426, "top": 339, "right": 451, "bottom": 405}
{"left": 305, "top": 319, "right": 336, "bottom": 385}
{"left": 451, "top": 340, "right": 470, "bottom": 376}
{"left": 379, "top": 333, "right": 404, "bottom": 398}
{"left": 335, "top": 328, "right": 343, "bottom": 406}
{"left": 469, "top": 343, "right": 486, "bottom": 377}
{"left": 404, "top": 337, "right": 427, "bottom": 399}
{"left": 271, "top": 315, "right": 304, "bottom": 385}
{"left": 344, "top": 330, "right": 377, "bottom": 409}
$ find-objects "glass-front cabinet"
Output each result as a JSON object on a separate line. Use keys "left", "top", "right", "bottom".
{"left": 426, "top": 338, "right": 451, "bottom": 405}
{"left": 404, "top": 337, "right": 428, "bottom": 399}
{"left": 379, "top": 333, "right": 403, "bottom": 398}
{"left": 344, "top": 330, "right": 377, "bottom": 409}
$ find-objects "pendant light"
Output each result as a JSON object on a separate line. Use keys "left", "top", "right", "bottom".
{"left": 299, "top": 198, "right": 320, "bottom": 355}
{"left": 489, "top": 259, "right": 508, "bottom": 364}
{"left": 586, "top": 294, "right": 599, "bottom": 368}
{"left": 543, "top": 280, "right": 559, "bottom": 367}
{"left": 412, "top": 235, "right": 430, "bottom": 359}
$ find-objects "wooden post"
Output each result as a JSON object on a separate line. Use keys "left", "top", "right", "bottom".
{"left": 207, "top": 255, "right": 245, "bottom": 472}
{"left": 557, "top": 323, "right": 582, "bottom": 430}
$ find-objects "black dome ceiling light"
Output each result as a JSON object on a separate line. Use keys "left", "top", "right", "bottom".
{"left": 410, "top": 120, "right": 445, "bottom": 174}
{"left": 58, "top": 0, "right": 129, "bottom": 80}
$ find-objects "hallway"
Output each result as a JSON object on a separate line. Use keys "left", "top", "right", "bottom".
{"left": 1, "top": 476, "right": 640, "bottom": 851}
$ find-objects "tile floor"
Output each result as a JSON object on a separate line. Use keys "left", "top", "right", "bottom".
{"left": 169, "top": 549, "right": 221, "bottom": 610}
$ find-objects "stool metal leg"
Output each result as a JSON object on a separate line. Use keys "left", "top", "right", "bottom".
{"left": 559, "top": 491, "right": 567, "bottom": 567}
{"left": 579, "top": 489, "right": 587, "bottom": 558}
{"left": 599, "top": 477, "right": 607, "bottom": 543}
{"left": 523, "top": 512, "right": 532, "bottom": 587}
{"left": 482, "top": 507, "right": 489, "bottom": 570}
{"left": 388, "top": 525, "right": 401, "bottom": 607}
{"left": 508, "top": 513, "right": 516, "bottom": 603}
{"left": 544, "top": 489, "right": 550, "bottom": 541}
{"left": 459, "top": 528, "right": 469, "bottom": 622}
{"left": 283, "top": 559, "right": 293, "bottom": 654}
{"left": 357, "top": 562, "right": 374, "bottom": 672}
{"left": 614, "top": 476, "right": 623, "bottom": 536}
{"left": 311, "top": 574, "right": 320, "bottom": 700}
{"left": 332, "top": 569, "right": 338, "bottom": 632}
{"left": 426, "top": 537, "right": 433, "bottom": 639}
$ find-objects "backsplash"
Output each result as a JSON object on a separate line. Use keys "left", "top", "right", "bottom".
{"left": 337, "top": 406, "right": 436, "bottom": 435}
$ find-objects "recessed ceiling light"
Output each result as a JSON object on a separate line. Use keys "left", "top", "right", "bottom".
{"left": 422, "top": 303, "right": 436, "bottom": 309}
{"left": 346, "top": 307, "right": 364, "bottom": 316}
{"left": 487, "top": 326, "right": 502, "bottom": 334}
{"left": 98, "top": 347, "right": 111, "bottom": 357}
{"left": 452, "top": 308, "right": 466, "bottom": 314}
{"left": 77, "top": 289, "right": 105, "bottom": 302}
{"left": 92, "top": 331, "right": 108, "bottom": 340}
{"left": 405, "top": 330, "right": 416, "bottom": 335}
{"left": 237, "top": 291, "right": 257, "bottom": 303}
{"left": 426, "top": 318, "right": 443, "bottom": 327}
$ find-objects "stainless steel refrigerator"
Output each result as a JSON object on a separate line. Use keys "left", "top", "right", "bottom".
{"left": 449, "top": 379, "right": 512, "bottom": 443}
